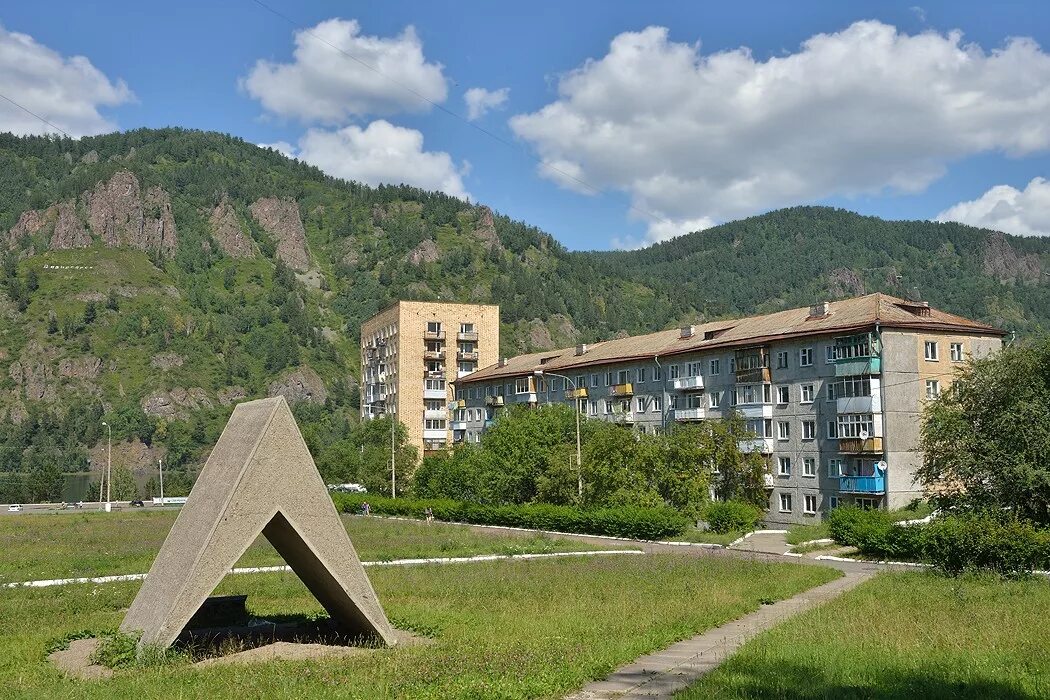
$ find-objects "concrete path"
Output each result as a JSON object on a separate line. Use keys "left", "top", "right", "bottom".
{"left": 565, "top": 570, "right": 873, "bottom": 699}
{"left": 728, "top": 530, "right": 791, "bottom": 555}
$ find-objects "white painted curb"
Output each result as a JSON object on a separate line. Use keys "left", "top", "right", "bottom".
{"left": 3, "top": 549, "right": 644, "bottom": 590}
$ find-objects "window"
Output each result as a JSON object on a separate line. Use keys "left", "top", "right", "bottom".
{"left": 427, "top": 321, "right": 442, "bottom": 334}
{"left": 687, "top": 361, "right": 703, "bottom": 377}
{"left": 829, "top": 496, "right": 839, "bottom": 509}
{"left": 459, "top": 322, "right": 475, "bottom": 333}
{"left": 825, "top": 345, "right": 836, "bottom": 364}
{"left": 605, "top": 372, "right": 613, "bottom": 386}
{"left": 779, "top": 493, "right": 793, "bottom": 513}
{"left": 653, "top": 396, "right": 662, "bottom": 412}
{"left": 576, "top": 375, "right": 586, "bottom": 391}
{"left": 668, "top": 364, "right": 681, "bottom": 380}
{"left": 458, "top": 361, "right": 475, "bottom": 373}
{"left": 776, "top": 386, "right": 790, "bottom": 405}
{"left": 425, "top": 399, "right": 445, "bottom": 411}
{"left": 925, "top": 380, "right": 941, "bottom": 399}
{"left": 669, "top": 394, "right": 679, "bottom": 409}
{"left": 777, "top": 421, "right": 790, "bottom": 440}
{"left": 827, "top": 421, "right": 839, "bottom": 439}
{"left": 635, "top": 397, "right": 646, "bottom": 413}
{"left": 799, "top": 347, "right": 814, "bottom": 367}
{"left": 746, "top": 418, "right": 772, "bottom": 438}
{"left": 778, "top": 456, "right": 792, "bottom": 475}
{"left": 857, "top": 497, "right": 880, "bottom": 510}
{"left": 950, "top": 343, "right": 964, "bottom": 362}
{"left": 803, "top": 421, "right": 816, "bottom": 440}
{"left": 425, "top": 378, "right": 446, "bottom": 391}
{"left": 804, "top": 494, "right": 818, "bottom": 514}
{"left": 590, "top": 374, "right": 599, "bottom": 388}
{"left": 617, "top": 369, "right": 630, "bottom": 384}
{"left": 513, "top": 377, "right": 529, "bottom": 394}
{"left": 924, "top": 340, "right": 939, "bottom": 361}
{"left": 801, "top": 384, "right": 815, "bottom": 404}
{"left": 424, "top": 419, "right": 446, "bottom": 430}
{"left": 603, "top": 400, "right": 612, "bottom": 415}
{"left": 827, "top": 377, "right": 871, "bottom": 401}
{"left": 588, "top": 400, "right": 598, "bottom": 415}
{"left": 803, "top": 458, "right": 816, "bottom": 477}
{"left": 776, "top": 351, "right": 789, "bottom": 369}
{"left": 837, "top": 414, "right": 875, "bottom": 438}
{"left": 653, "top": 365, "right": 662, "bottom": 381}
{"left": 729, "top": 357, "right": 736, "bottom": 372}
{"left": 637, "top": 367, "right": 647, "bottom": 383}
{"left": 828, "top": 458, "right": 845, "bottom": 477}
{"left": 709, "top": 359, "right": 720, "bottom": 375}
{"left": 708, "top": 391, "right": 724, "bottom": 409}
{"left": 764, "top": 383, "right": 773, "bottom": 403}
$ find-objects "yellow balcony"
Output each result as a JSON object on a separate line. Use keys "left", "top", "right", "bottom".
{"left": 565, "top": 387, "right": 588, "bottom": 400}
{"left": 838, "top": 437, "right": 884, "bottom": 454}
{"left": 609, "top": 383, "right": 634, "bottom": 397}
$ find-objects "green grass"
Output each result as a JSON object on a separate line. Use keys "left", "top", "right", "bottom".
{"left": 668, "top": 528, "right": 742, "bottom": 546}
{"left": 785, "top": 522, "right": 830, "bottom": 545}
{"left": 0, "top": 510, "right": 607, "bottom": 583}
{"left": 0, "top": 554, "right": 836, "bottom": 698}
{"left": 677, "top": 571, "right": 1050, "bottom": 699}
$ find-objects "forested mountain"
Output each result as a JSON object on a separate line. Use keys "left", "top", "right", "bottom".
{"left": 1, "top": 127, "right": 1047, "bottom": 499}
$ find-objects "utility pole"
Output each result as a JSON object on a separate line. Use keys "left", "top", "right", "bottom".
{"left": 390, "top": 404, "right": 396, "bottom": 499}
{"left": 535, "top": 370, "right": 583, "bottom": 500}
{"left": 158, "top": 458, "right": 164, "bottom": 505}
{"left": 101, "top": 421, "right": 111, "bottom": 512}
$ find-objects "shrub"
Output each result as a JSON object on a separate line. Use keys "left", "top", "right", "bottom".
{"left": 827, "top": 506, "right": 924, "bottom": 560}
{"left": 332, "top": 493, "right": 689, "bottom": 540}
{"left": 703, "top": 500, "right": 763, "bottom": 534}
{"left": 923, "top": 513, "right": 1049, "bottom": 576}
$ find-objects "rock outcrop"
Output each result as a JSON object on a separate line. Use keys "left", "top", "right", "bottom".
{"left": 268, "top": 366, "right": 327, "bottom": 404}
{"left": 150, "top": 352, "right": 185, "bottom": 370}
{"left": 827, "top": 267, "right": 866, "bottom": 298}
{"left": 7, "top": 209, "right": 47, "bottom": 247}
{"left": 982, "top": 232, "right": 1042, "bottom": 285}
{"left": 406, "top": 238, "right": 440, "bottom": 265}
{"left": 209, "top": 196, "right": 256, "bottom": 259}
{"left": 9, "top": 359, "right": 56, "bottom": 401}
{"left": 217, "top": 386, "right": 247, "bottom": 406}
{"left": 83, "top": 170, "right": 177, "bottom": 255}
{"left": 249, "top": 197, "right": 311, "bottom": 271}
{"left": 58, "top": 356, "right": 102, "bottom": 379}
{"left": 141, "top": 387, "right": 213, "bottom": 419}
{"left": 472, "top": 206, "right": 502, "bottom": 250}
{"left": 51, "top": 201, "right": 92, "bottom": 249}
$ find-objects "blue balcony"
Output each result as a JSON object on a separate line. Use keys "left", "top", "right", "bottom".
{"left": 838, "top": 475, "right": 885, "bottom": 494}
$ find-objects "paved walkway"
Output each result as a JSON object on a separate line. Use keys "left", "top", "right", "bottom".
{"left": 565, "top": 570, "right": 873, "bottom": 699}
{"left": 728, "top": 530, "right": 791, "bottom": 555}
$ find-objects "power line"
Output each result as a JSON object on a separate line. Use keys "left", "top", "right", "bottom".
{"left": 0, "top": 92, "right": 72, "bottom": 139}
{"left": 247, "top": 0, "right": 677, "bottom": 230}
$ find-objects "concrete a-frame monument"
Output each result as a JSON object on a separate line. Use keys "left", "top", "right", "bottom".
{"left": 121, "top": 396, "right": 397, "bottom": 648}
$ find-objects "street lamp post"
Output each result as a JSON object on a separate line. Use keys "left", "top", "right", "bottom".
{"left": 158, "top": 458, "right": 164, "bottom": 506}
{"left": 101, "top": 421, "right": 111, "bottom": 512}
{"left": 534, "top": 370, "right": 583, "bottom": 500}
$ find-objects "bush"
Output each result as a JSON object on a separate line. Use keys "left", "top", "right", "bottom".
{"left": 923, "top": 513, "right": 1049, "bottom": 576}
{"left": 332, "top": 493, "right": 689, "bottom": 540}
{"left": 703, "top": 500, "right": 763, "bottom": 534}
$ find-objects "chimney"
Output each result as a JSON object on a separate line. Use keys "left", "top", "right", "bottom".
{"left": 498, "top": 357, "right": 508, "bottom": 367}
{"left": 680, "top": 325, "right": 695, "bottom": 339}
{"left": 575, "top": 343, "right": 588, "bottom": 356}
{"left": 809, "top": 301, "right": 831, "bottom": 318}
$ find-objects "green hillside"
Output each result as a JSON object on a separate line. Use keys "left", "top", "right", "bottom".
{"left": 1, "top": 127, "right": 1047, "bottom": 499}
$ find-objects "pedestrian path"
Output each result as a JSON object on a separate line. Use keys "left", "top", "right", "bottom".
{"left": 727, "top": 529, "right": 791, "bottom": 555}
{"left": 565, "top": 570, "right": 872, "bottom": 699}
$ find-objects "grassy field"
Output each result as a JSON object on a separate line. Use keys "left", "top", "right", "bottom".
{"left": 0, "top": 510, "right": 607, "bottom": 583}
{"left": 678, "top": 571, "right": 1050, "bottom": 699}
{"left": 1, "top": 554, "right": 836, "bottom": 698}
{"left": 669, "top": 528, "right": 743, "bottom": 546}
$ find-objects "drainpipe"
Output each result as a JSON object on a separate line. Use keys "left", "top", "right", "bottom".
{"left": 654, "top": 354, "right": 667, "bottom": 432}
{"left": 875, "top": 322, "right": 888, "bottom": 508}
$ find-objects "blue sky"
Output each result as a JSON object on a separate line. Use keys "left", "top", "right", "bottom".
{"left": 2, "top": 1, "right": 1049, "bottom": 249}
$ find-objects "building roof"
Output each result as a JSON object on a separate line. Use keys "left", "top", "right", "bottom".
{"left": 456, "top": 293, "right": 1005, "bottom": 385}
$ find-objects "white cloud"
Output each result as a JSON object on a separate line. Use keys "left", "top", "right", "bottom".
{"left": 612, "top": 216, "right": 716, "bottom": 250}
{"left": 0, "top": 24, "right": 132, "bottom": 137}
{"left": 510, "top": 21, "right": 1050, "bottom": 245}
{"left": 278, "top": 120, "right": 469, "bottom": 199}
{"left": 464, "top": 87, "right": 509, "bottom": 121}
{"left": 242, "top": 18, "right": 447, "bottom": 123}
{"left": 935, "top": 177, "right": 1050, "bottom": 236}
{"left": 258, "top": 141, "right": 297, "bottom": 158}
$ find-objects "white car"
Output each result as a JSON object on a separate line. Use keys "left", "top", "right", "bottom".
{"left": 7, "top": 504, "right": 22, "bottom": 512}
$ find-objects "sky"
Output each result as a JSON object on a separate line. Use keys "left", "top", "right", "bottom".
{"left": 1, "top": 0, "right": 1049, "bottom": 250}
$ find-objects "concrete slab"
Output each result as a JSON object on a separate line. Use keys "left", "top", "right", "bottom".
{"left": 120, "top": 397, "right": 397, "bottom": 649}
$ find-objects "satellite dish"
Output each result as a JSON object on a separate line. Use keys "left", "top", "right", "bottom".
{"left": 875, "top": 460, "right": 888, "bottom": 472}
{"left": 859, "top": 428, "right": 870, "bottom": 440}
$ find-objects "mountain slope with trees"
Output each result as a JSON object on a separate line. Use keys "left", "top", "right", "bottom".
{"left": 0, "top": 127, "right": 1047, "bottom": 500}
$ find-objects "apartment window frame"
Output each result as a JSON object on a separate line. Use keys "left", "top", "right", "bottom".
{"left": 803, "top": 458, "right": 817, "bottom": 477}
{"left": 801, "top": 384, "right": 815, "bottom": 404}
{"left": 950, "top": 342, "right": 964, "bottom": 362}
{"left": 668, "top": 364, "right": 681, "bottom": 380}
{"left": 837, "top": 413, "right": 875, "bottom": 438}
{"left": 653, "top": 395, "right": 663, "bottom": 412}
{"left": 708, "top": 390, "right": 723, "bottom": 409}
{"left": 925, "top": 379, "right": 941, "bottom": 400}
{"left": 776, "top": 351, "right": 789, "bottom": 369}
{"left": 653, "top": 365, "right": 662, "bottom": 381}
{"left": 802, "top": 420, "right": 816, "bottom": 440}
{"left": 709, "top": 359, "right": 720, "bottom": 376}
{"left": 779, "top": 493, "right": 793, "bottom": 513}
{"left": 459, "top": 322, "right": 475, "bottom": 334}
{"left": 799, "top": 347, "right": 814, "bottom": 367}
{"left": 427, "top": 321, "right": 443, "bottom": 334}
{"left": 777, "top": 421, "right": 790, "bottom": 441}
{"left": 778, "top": 456, "right": 792, "bottom": 476}
{"left": 590, "top": 374, "right": 599, "bottom": 388}
{"left": 776, "top": 386, "right": 790, "bottom": 405}
{"left": 804, "top": 494, "right": 818, "bottom": 515}
{"left": 828, "top": 458, "right": 845, "bottom": 478}
{"left": 514, "top": 377, "right": 530, "bottom": 394}
{"left": 924, "top": 340, "right": 940, "bottom": 362}
{"left": 637, "top": 367, "right": 647, "bottom": 383}
{"left": 687, "top": 361, "right": 703, "bottom": 377}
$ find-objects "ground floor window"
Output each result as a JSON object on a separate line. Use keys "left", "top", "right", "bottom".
{"left": 779, "top": 493, "right": 793, "bottom": 513}
{"left": 856, "top": 497, "right": 881, "bottom": 510}
{"left": 804, "top": 494, "right": 818, "bottom": 514}
{"left": 828, "top": 496, "right": 839, "bottom": 509}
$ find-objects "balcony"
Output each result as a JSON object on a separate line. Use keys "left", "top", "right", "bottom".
{"left": 447, "top": 400, "right": 464, "bottom": 411}
{"left": 424, "top": 409, "right": 446, "bottom": 421}
{"left": 423, "top": 330, "right": 446, "bottom": 341}
{"left": 735, "top": 366, "right": 772, "bottom": 383}
{"left": 565, "top": 387, "right": 588, "bottom": 400}
{"left": 457, "top": 331, "right": 479, "bottom": 342}
{"left": 423, "top": 350, "right": 445, "bottom": 361}
{"left": 838, "top": 436, "right": 884, "bottom": 454}
{"left": 485, "top": 395, "right": 505, "bottom": 407}
{"left": 513, "top": 392, "right": 538, "bottom": 403}
{"left": 764, "top": 473, "right": 775, "bottom": 489}
{"left": 423, "top": 387, "right": 447, "bottom": 400}
{"left": 838, "top": 475, "right": 885, "bottom": 494}
{"left": 834, "top": 357, "right": 881, "bottom": 377}
{"left": 423, "top": 428, "right": 447, "bottom": 440}
{"left": 614, "top": 411, "right": 636, "bottom": 424}
{"left": 672, "top": 375, "right": 705, "bottom": 391}
{"left": 450, "top": 420, "right": 468, "bottom": 431}
{"left": 738, "top": 404, "right": 773, "bottom": 419}
{"left": 457, "top": 350, "right": 479, "bottom": 361}
{"left": 674, "top": 407, "right": 705, "bottom": 421}
{"left": 835, "top": 395, "right": 880, "bottom": 414}
{"left": 609, "top": 383, "right": 634, "bottom": 397}
{"left": 738, "top": 438, "right": 775, "bottom": 454}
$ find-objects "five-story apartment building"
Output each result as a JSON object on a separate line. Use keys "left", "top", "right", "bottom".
{"left": 451, "top": 294, "right": 1003, "bottom": 524}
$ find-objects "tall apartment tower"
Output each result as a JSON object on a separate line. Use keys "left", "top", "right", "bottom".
{"left": 360, "top": 301, "right": 499, "bottom": 456}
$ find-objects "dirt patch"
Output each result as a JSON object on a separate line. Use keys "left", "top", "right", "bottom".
{"left": 194, "top": 628, "right": 427, "bottom": 668}
{"left": 48, "top": 638, "right": 112, "bottom": 680}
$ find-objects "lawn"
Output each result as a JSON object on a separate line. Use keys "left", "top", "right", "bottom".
{"left": 669, "top": 528, "right": 743, "bottom": 546}
{"left": 0, "top": 554, "right": 837, "bottom": 698}
{"left": 677, "top": 571, "right": 1050, "bottom": 699}
{"left": 0, "top": 510, "right": 608, "bottom": 583}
